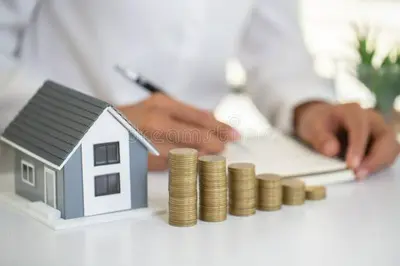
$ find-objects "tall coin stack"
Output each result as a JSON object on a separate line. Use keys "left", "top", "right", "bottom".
{"left": 282, "top": 179, "right": 306, "bottom": 206}
{"left": 257, "top": 174, "right": 282, "bottom": 211}
{"left": 228, "top": 163, "right": 256, "bottom": 216}
{"left": 198, "top": 155, "right": 228, "bottom": 222}
{"left": 168, "top": 148, "right": 198, "bottom": 227}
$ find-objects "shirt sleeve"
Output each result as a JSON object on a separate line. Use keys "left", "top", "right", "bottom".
{"left": 0, "top": 0, "right": 45, "bottom": 133}
{"left": 237, "top": 0, "right": 337, "bottom": 134}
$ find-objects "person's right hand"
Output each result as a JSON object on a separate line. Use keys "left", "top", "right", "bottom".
{"left": 118, "top": 93, "right": 240, "bottom": 171}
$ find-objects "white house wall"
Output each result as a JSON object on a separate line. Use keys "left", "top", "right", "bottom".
{"left": 81, "top": 110, "right": 131, "bottom": 216}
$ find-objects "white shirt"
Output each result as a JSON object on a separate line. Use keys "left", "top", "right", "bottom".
{"left": 0, "top": 0, "right": 335, "bottom": 134}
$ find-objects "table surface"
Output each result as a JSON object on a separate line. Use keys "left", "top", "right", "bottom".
{"left": 1, "top": 148, "right": 400, "bottom": 266}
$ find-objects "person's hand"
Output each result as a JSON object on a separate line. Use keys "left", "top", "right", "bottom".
{"left": 118, "top": 93, "right": 240, "bottom": 171}
{"left": 294, "top": 102, "right": 400, "bottom": 179}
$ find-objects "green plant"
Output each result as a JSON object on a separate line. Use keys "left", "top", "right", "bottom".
{"left": 353, "top": 24, "right": 400, "bottom": 117}
{"left": 354, "top": 24, "right": 400, "bottom": 68}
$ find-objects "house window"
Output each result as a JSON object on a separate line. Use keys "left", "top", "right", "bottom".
{"left": 94, "top": 173, "right": 120, "bottom": 197}
{"left": 21, "top": 160, "right": 35, "bottom": 186}
{"left": 93, "top": 142, "right": 120, "bottom": 166}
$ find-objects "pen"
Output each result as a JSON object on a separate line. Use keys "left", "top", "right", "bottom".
{"left": 114, "top": 64, "right": 164, "bottom": 94}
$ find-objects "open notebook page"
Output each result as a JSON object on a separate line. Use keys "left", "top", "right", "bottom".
{"left": 221, "top": 130, "right": 355, "bottom": 186}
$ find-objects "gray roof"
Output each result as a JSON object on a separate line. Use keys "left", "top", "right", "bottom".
{"left": 1, "top": 80, "right": 158, "bottom": 168}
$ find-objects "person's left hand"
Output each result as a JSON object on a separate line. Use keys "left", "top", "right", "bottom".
{"left": 294, "top": 101, "right": 400, "bottom": 180}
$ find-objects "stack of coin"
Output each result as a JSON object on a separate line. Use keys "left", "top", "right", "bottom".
{"left": 257, "top": 174, "right": 282, "bottom": 211}
{"left": 282, "top": 179, "right": 306, "bottom": 206}
{"left": 168, "top": 148, "right": 198, "bottom": 227}
{"left": 255, "top": 178, "right": 259, "bottom": 207}
{"left": 228, "top": 163, "right": 256, "bottom": 216}
{"left": 198, "top": 155, "right": 228, "bottom": 222}
{"left": 306, "top": 186, "right": 326, "bottom": 200}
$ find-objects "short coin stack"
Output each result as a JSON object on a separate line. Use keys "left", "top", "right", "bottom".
{"left": 257, "top": 174, "right": 282, "bottom": 211}
{"left": 168, "top": 148, "right": 198, "bottom": 227}
{"left": 282, "top": 179, "right": 306, "bottom": 206}
{"left": 198, "top": 155, "right": 228, "bottom": 222}
{"left": 306, "top": 186, "right": 326, "bottom": 200}
{"left": 228, "top": 163, "right": 256, "bottom": 216}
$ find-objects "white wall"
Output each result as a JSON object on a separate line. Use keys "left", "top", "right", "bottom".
{"left": 300, "top": 0, "right": 400, "bottom": 107}
{"left": 81, "top": 109, "right": 131, "bottom": 216}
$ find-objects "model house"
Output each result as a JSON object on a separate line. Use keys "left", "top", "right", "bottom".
{"left": 0, "top": 80, "right": 159, "bottom": 220}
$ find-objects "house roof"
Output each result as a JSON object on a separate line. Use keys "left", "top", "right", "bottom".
{"left": 1, "top": 80, "right": 159, "bottom": 170}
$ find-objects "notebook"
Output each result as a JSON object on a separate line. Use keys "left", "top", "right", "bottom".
{"left": 221, "top": 129, "right": 355, "bottom": 186}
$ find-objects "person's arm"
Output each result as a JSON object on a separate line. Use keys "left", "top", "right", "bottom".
{"left": 0, "top": 0, "right": 45, "bottom": 133}
{"left": 237, "top": 0, "right": 336, "bottom": 134}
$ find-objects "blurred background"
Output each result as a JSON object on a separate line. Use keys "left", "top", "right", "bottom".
{"left": 217, "top": 0, "right": 400, "bottom": 138}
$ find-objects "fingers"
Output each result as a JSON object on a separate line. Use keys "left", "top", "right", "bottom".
{"left": 335, "top": 104, "right": 370, "bottom": 169}
{"left": 142, "top": 113, "right": 226, "bottom": 154}
{"left": 148, "top": 154, "right": 169, "bottom": 171}
{"left": 163, "top": 118, "right": 226, "bottom": 154}
{"left": 120, "top": 95, "right": 232, "bottom": 169}
{"left": 355, "top": 111, "right": 400, "bottom": 179}
{"left": 355, "top": 130, "right": 400, "bottom": 179}
{"left": 164, "top": 97, "right": 239, "bottom": 141}
{"left": 300, "top": 122, "right": 341, "bottom": 157}
{"left": 294, "top": 101, "right": 399, "bottom": 179}
{"left": 148, "top": 142, "right": 207, "bottom": 171}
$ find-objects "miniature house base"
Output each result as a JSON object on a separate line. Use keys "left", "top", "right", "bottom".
{"left": 0, "top": 192, "right": 166, "bottom": 230}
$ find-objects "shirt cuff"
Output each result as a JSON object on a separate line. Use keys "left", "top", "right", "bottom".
{"left": 275, "top": 85, "right": 337, "bottom": 135}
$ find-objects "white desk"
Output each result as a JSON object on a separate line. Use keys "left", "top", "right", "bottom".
{"left": 1, "top": 151, "right": 400, "bottom": 266}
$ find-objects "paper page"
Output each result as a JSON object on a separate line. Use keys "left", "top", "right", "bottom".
{"left": 222, "top": 130, "right": 352, "bottom": 178}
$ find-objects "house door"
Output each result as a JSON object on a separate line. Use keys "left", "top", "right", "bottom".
{"left": 44, "top": 167, "right": 56, "bottom": 208}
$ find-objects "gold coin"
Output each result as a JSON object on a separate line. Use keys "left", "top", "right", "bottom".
{"left": 282, "top": 198, "right": 305, "bottom": 206}
{"left": 199, "top": 155, "right": 226, "bottom": 162}
{"left": 199, "top": 213, "right": 227, "bottom": 222}
{"left": 200, "top": 180, "right": 227, "bottom": 186}
{"left": 200, "top": 185, "right": 227, "bottom": 191}
{"left": 200, "top": 193, "right": 227, "bottom": 199}
{"left": 282, "top": 178, "right": 305, "bottom": 188}
{"left": 228, "top": 174, "right": 255, "bottom": 179}
{"left": 305, "top": 186, "right": 326, "bottom": 200}
{"left": 169, "top": 196, "right": 197, "bottom": 204}
{"left": 199, "top": 176, "right": 228, "bottom": 183}
{"left": 257, "top": 205, "right": 281, "bottom": 211}
{"left": 168, "top": 205, "right": 197, "bottom": 211}
{"left": 169, "top": 160, "right": 198, "bottom": 165}
{"left": 169, "top": 148, "right": 198, "bottom": 156}
{"left": 200, "top": 192, "right": 227, "bottom": 197}
{"left": 257, "top": 173, "right": 281, "bottom": 187}
{"left": 258, "top": 197, "right": 282, "bottom": 204}
{"left": 200, "top": 203, "right": 227, "bottom": 208}
{"left": 200, "top": 201, "right": 228, "bottom": 208}
{"left": 229, "top": 207, "right": 256, "bottom": 216}
{"left": 199, "top": 170, "right": 226, "bottom": 175}
{"left": 200, "top": 194, "right": 227, "bottom": 200}
{"left": 168, "top": 220, "right": 197, "bottom": 227}
{"left": 168, "top": 215, "right": 198, "bottom": 220}
{"left": 229, "top": 180, "right": 256, "bottom": 190}
{"left": 229, "top": 202, "right": 256, "bottom": 209}
{"left": 258, "top": 188, "right": 282, "bottom": 196}
{"left": 228, "top": 162, "right": 255, "bottom": 170}
{"left": 169, "top": 192, "right": 197, "bottom": 198}
{"left": 200, "top": 196, "right": 227, "bottom": 201}
{"left": 200, "top": 205, "right": 227, "bottom": 211}
{"left": 169, "top": 187, "right": 197, "bottom": 193}
{"left": 229, "top": 189, "right": 256, "bottom": 198}
{"left": 169, "top": 178, "right": 197, "bottom": 185}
